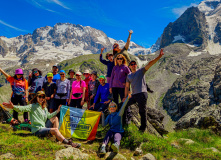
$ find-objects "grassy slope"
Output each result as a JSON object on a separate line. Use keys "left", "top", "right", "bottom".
{"left": 0, "top": 123, "right": 220, "bottom": 160}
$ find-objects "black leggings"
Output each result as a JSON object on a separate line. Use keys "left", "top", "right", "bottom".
{"left": 70, "top": 98, "right": 82, "bottom": 109}
{"left": 11, "top": 95, "right": 28, "bottom": 120}
{"left": 124, "top": 92, "right": 148, "bottom": 131}
{"left": 112, "top": 87, "right": 125, "bottom": 109}
{"left": 54, "top": 99, "right": 67, "bottom": 119}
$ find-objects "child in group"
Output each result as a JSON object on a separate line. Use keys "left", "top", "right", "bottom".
{"left": 100, "top": 99, "right": 128, "bottom": 155}
{"left": 42, "top": 73, "right": 57, "bottom": 113}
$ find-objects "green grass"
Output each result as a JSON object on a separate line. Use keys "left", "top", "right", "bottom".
{"left": 121, "top": 124, "right": 221, "bottom": 160}
{"left": 0, "top": 123, "right": 220, "bottom": 159}
{"left": 0, "top": 84, "right": 11, "bottom": 104}
{"left": 0, "top": 124, "right": 63, "bottom": 159}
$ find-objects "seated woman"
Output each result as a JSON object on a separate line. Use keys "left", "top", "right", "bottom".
{"left": 100, "top": 100, "right": 128, "bottom": 155}
{"left": 2, "top": 91, "right": 81, "bottom": 148}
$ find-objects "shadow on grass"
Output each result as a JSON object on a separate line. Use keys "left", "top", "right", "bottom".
{"left": 12, "top": 133, "right": 34, "bottom": 137}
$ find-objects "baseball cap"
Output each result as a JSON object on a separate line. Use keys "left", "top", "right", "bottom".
{"left": 47, "top": 72, "right": 53, "bottom": 77}
{"left": 99, "top": 75, "right": 106, "bottom": 80}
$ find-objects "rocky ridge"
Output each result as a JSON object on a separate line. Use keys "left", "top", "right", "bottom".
{"left": 0, "top": 23, "right": 150, "bottom": 69}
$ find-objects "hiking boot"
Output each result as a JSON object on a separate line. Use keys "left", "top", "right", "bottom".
{"left": 100, "top": 145, "right": 106, "bottom": 155}
{"left": 111, "top": 143, "right": 119, "bottom": 153}
{"left": 68, "top": 140, "right": 81, "bottom": 148}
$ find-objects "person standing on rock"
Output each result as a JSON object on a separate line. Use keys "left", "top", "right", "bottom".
{"left": 99, "top": 47, "right": 115, "bottom": 83}
{"left": 2, "top": 91, "right": 81, "bottom": 148}
{"left": 0, "top": 68, "right": 29, "bottom": 122}
{"left": 123, "top": 49, "right": 164, "bottom": 132}
{"left": 109, "top": 54, "right": 131, "bottom": 108}
{"left": 113, "top": 30, "right": 133, "bottom": 63}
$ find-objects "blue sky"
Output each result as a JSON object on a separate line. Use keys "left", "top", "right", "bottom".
{"left": 0, "top": 0, "right": 202, "bottom": 48}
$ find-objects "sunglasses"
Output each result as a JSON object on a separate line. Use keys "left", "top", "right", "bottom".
{"left": 117, "top": 58, "right": 123, "bottom": 60}
{"left": 84, "top": 73, "right": 89, "bottom": 75}
{"left": 130, "top": 63, "right": 136, "bottom": 66}
{"left": 38, "top": 95, "right": 45, "bottom": 99}
{"left": 76, "top": 75, "right": 81, "bottom": 76}
{"left": 109, "top": 105, "right": 116, "bottom": 108}
{"left": 33, "top": 71, "right": 38, "bottom": 74}
{"left": 108, "top": 54, "right": 113, "bottom": 57}
{"left": 60, "top": 74, "right": 65, "bottom": 75}
{"left": 113, "top": 45, "right": 119, "bottom": 49}
{"left": 17, "top": 74, "right": 23, "bottom": 76}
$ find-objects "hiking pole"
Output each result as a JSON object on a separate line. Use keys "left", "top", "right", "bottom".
{"left": 0, "top": 104, "right": 12, "bottom": 118}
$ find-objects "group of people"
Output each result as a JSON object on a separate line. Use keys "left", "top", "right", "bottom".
{"left": 1, "top": 30, "right": 164, "bottom": 154}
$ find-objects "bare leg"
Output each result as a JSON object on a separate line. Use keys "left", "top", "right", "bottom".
{"left": 50, "top": 117, "right": 59, "bottom": 128}
{"left": 50, "top": 128, "right": 65, "bottom": 142}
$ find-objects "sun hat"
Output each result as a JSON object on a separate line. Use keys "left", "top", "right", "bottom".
{"left": 68, "top": 69, "right": 75, "bottom": 75}
{"left": 91, "top": 71, "right": 97, "bottom": 76}
{"left": 15, "top": 69, "right": 23, "bottom": 75}
{"left": 99, "top": 75, "right": 106, "bottom": 80}
{"left": 47, "top": 72, "right": 53, "bottom": 77}
{"left": 76, "top": 71, "right": 82, "bottom": 76}
{"left": 83, "top": 69, "right": 90, "bottom": 74}
{"left": 36, "top": 91, "right": 46, "bottom": 96}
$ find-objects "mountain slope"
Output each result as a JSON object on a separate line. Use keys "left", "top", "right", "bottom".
{"left": 0, "top": 23, "right": 150, "bottom": 69}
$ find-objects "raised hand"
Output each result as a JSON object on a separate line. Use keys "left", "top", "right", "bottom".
{"left": 101, "top": 47, "right": 105, "bottom": 54}
{"left": 160, "top": 48, "right": 164, "bottom": 56}
{"left": 129, "top": 30, "right": 133, "bottom": 34}
{"left": 29, "top": 71, "right": 32, "bottom": 78}
{"left": 2, "top": 101, "right": 14, "bottom": 109}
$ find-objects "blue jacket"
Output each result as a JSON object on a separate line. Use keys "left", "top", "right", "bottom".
{"left": 103, "top": 97, "right": 128, "bottom": 133}
{"left": 94, "top": 83, "right": 110, "bottom": 104}
{"left": 100, "top": 54, "right": 115, "bottom": 77}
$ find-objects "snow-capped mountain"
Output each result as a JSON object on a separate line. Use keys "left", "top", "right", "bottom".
{"left": 152, "top": 0, "right": 221, "bottom": 55}
{"left": 0, "top": 23, "right": 150, "bottom": 69}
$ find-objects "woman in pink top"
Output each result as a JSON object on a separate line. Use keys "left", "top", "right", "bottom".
{"left": 68, "top": 72, "right": 86, "bottom": 109}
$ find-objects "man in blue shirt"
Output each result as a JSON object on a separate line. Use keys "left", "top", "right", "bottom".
{"left": 89, "top": 75, "right": 110, "bottom": 112}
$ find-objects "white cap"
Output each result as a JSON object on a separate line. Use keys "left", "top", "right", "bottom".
{"left": 75, "top": 71, "right": 82, "bottom": 76}
{"left": 83, "top": 69, "right": 90, "bottom": 74}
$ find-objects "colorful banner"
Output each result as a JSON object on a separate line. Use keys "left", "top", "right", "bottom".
{"left": 59, "top": 106, "right": 101, "bottom": 140}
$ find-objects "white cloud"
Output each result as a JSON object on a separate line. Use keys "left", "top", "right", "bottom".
{"left": 28, "top": 0, "right": 57, "bottom": 13}
{"left": 49, "top": 0, "right": 71, "bottom": 10}
{"left": 0, "top": 20, "right": 27, "bottom": 32}
{"left": 172, "top": 3, "right": 198, "bottom": 17}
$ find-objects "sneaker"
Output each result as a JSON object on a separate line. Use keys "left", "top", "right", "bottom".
{"left": 111, "top": 143, "right": 119, "bottom": 153}
{"left": 68, "top": 140, "right": 81, "bottom": 148}
{"left": 100, "top": 145, "right": 106, "bottom": 155}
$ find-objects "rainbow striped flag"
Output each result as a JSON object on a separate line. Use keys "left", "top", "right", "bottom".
{"left": 59, "top": 106, "right": 101, "bottom": 140}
